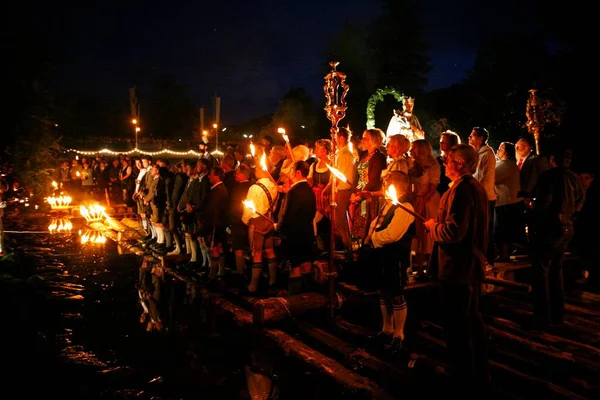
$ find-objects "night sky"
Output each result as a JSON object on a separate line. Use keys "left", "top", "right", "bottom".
{"left": 21, "top": 0, "right": 538, "bottom": 125}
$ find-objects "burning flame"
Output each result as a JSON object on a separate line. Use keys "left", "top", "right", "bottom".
{"left": 79, "top": 203, "right": 108, "bottom": 222}
{"left": 250, "top": 142, "right": 255, "bottom": 157}
{"left": 76, "top": 171, "right": 80, "bottom": 177}
{"left": 47, "top": 195, "right": 72, "bottom": 209}
{"left": 48, "top": 218, "right": 73, "bottom": 233}
{"left": 51, "top": 181, "right": 58, "bottom": 189}
{"left": 348, "top": 141, "right": 353, "bottom": 155}
{"left": 327, "top": 164, "right": 348, "bottom": 183}
{"left": 242, "top": 199, "right": 257, "bottom": 214}
{"left": 260, "top": 152, "right": 268, "bottom": 171}
{"left": 278, "top": 127, "right": 290, "bottom": 143}
{"left": 80, "top": 230, "right": 106, "bottom": 245}
{"left": 385, "top": 184, "right": 399, "bottom": 205}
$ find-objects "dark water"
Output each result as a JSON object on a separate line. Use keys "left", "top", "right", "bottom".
{"left": 1, "top": 211, "right": 343, "bottom": 399}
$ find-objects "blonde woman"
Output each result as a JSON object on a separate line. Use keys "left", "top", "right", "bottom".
{"left": 409, "top": 139, "right": 440, "bottom": 276}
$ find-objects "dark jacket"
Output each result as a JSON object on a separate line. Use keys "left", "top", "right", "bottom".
{"left": 429, "top": 174, "right": 489, "bottom": 284}
{"left": 279, "top": 180, "right": 316, "bottom": 244}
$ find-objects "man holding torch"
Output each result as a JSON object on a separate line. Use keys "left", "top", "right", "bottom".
{"left": 241, "top": 151, "right": 279, "bottom": 293}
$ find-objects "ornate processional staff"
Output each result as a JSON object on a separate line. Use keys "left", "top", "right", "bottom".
{"left": 526, "top": 89, "right": 544, "bottom": 156}
{"left": 323, "top": 61, "right": 349, "bottom": 318}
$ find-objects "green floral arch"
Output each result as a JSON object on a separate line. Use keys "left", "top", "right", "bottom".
{"left": 366, "top": 87, "right": 405, "bottom": 129}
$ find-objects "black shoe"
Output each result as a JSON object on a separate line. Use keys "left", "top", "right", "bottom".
{"left": 385, "top": 337, "right": 404, "bottom": 353}
{"left": 368, "top": 331, "right": 393, "bottom": 343}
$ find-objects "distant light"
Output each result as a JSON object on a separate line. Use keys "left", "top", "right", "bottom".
{"left": 243, "top": 134, "right": 248, "bottom": 138}
{"left": 222, "top": 127, "right": 227, "bottom": 132}
{"left": 249, "top": 135, "right": 253, "bottom": 138}
{"left": 54, "top": 124, "right": 59, "bottom": 127}
{"left": 301, "top": 125, "right": 305, "bottom": 129}
{"left": 179, "top": 139, "right": 182, "bottom": 141}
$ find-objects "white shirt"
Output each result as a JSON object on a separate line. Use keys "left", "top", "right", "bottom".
{"left": 241, "top": 178, "right": 279, "bottom": 225}
{"left": 369, "top": 202, "right": 415, "bottom": 248}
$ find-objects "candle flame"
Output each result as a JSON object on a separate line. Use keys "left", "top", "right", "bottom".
{"left": 242, "top": 199, "right": 257, "bottom": 214}
{"left": 48, "top": 218, "right": 73, "bottom": 233}
{"left": 327, "top": 164, "right": 348, "bottom": 183}
{"left": 250, "top": 142, "right": 255, "bottom": 157}
{"left": 79, "top": 203, "right": 108, "bottom": 222}
{"left": 80, "top": 230, "right": 107, "bottom": 244}
{"left": 47, "top": 195, "right": 72, "bottom": 209}
{"left": 260, "top": 152, "right": 268, "bottom": 171}
{"left": 385, "top": 184, "right": 399, "bottom": 205}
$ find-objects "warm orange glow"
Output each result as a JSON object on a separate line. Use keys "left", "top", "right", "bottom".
{"left": 79, "top": 203, "right": 108, "bottom": 222}
{"left": 385, "top": 184, "right": 399, "bottom": 205}
{"left": 76, "top": 171, "right": 80, "bottom": 177}
{"left": 327, "top": 164, "right": 348, "bottom": 183}
{"left": 47, "top": 195, "right": 72, "bottom": 209}
{"left": 132, "top": 119, "right": 137, "bottom": 125}
{"left": 51, "top": 181, "right": 58, "bottom": 189}
{"left": 80, "top": 230, "right": 107, "bottom": 245}
{"left": 48, "top": 218, "right": 73, "bottom": 233}
{"left": 277, "top": 127, "right": 290, "bottom": 143}
{"left": 260, "top": 152, "right": 268, "bottom": 171}
{"left": 213, "top": 123, "right": 217, "bottom": 129}
{"left": 242, "top": 199, "right": 257, "bottom": 214}
{"left": 250, "top": 142, "right": 255, "bottom": 157}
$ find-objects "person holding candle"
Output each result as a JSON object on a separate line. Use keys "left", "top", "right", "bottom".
{"left": 363, "top": 171, "right": 415, "bottom": 353}
{"left": 242, "top": 158, "right": 279, "bottom": 293}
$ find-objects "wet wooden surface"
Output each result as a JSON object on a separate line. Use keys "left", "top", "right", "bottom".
{"left": 97, "top": 214, "right": 600, "bottom": 399}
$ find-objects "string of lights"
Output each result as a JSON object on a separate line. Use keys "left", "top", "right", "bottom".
{"left": 66, "top": 148, "right": 224, "bottom": 157}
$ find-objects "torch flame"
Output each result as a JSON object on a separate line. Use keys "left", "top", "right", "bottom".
{"left": 327, "top": 164, "right": 348, "bottom": 183}
{"left": 242, "top": 199, "right": 257, "bottom": 214}
{"left": 385, "top": 184, "right": 399, "bottom": 205}
{"left": 278, "top": 127, "right": 290, "bottom": 143}
{"left": 260, "top": 152, "right": 268, "bottom": 171}
{"left": 250, "top": 142, "right": 255, "bottom": 157}
{"left": 47, "top": 195, "right": 72, "bottom": 209}
{"left": 79, "top": 203, "right": 108, "bottom": 222}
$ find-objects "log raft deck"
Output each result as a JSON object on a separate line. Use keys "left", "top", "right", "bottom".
{"left": 84, "top": 207, "right": 600, "bottom": 399}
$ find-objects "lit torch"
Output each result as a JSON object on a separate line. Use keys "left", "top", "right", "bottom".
{"left": 243, "top": 199, "right": 275, "bottom": 224}
{"left": 278, "top": 127, "right": 295, "bottom": 162}
{"left": 327, "top": 164, "right": 353, "bottom": 188}
{"left": 259, "top": 152, "right": 276, "bottom": 183}
{"left": 384, "top": 184, "right": 425, "bottom": 222}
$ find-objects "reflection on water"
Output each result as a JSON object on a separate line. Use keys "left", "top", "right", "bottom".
{"left": 2, "top": 213, "right": 344, "bottom": 399}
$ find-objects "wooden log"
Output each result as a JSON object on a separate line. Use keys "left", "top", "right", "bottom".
{"left": 486, "top": 292, "right": 600, "bottom": 343}
{"left": 415, "top": 326, "right": 588, "bottom": 400}
{"left": 253, "top": 293, "right": 329, "bottom": 326}
{"left": 483, "top": 276, "right": 532, "bottom": 292}
{"left": 486, "top": 315, "right": 600, "bottom": 359}
{"left": 262, "top": 328, "right": 394, "bottom": 399}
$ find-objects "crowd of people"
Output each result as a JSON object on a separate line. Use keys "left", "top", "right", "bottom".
{"left": 45, "top": 127, "right": 598, "bottom": 394}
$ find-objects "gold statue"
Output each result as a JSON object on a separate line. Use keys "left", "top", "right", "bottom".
{"left": 386, "top": 96, "right": 425, "bottom": 143}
